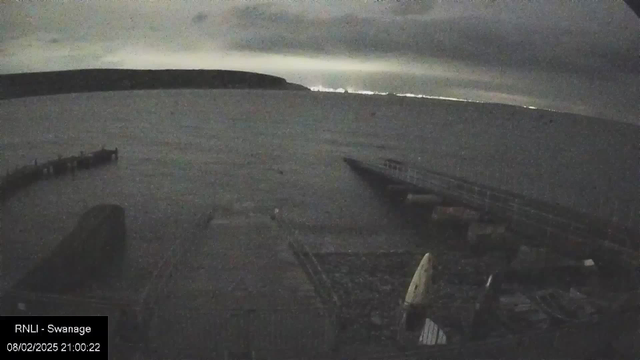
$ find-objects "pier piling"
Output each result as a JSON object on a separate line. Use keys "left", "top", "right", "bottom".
{"left": 0, "top": 147, "right": 119, "bottom": 202}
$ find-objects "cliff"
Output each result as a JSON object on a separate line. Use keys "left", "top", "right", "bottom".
{"left": 0, "top": 69, "right": 309, "bottom": 100}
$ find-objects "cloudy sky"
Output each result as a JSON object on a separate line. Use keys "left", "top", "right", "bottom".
{"left": 1, "top": 0, "right": 639, "bottom": 122}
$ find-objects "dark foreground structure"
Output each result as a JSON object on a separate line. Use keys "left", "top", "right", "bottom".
{"left": 0, "top": 148, "right": 155, "bottom": 358}
{"left": 11, "top": 204, "right": 126, "bottom": 293}
{"left": 0, "top": 69, "right": 309, "bottom": 100}
{"left": 624, "top": 0, "right": 640, "bottom": 18}
{"left": 0, "top": 147, "right": 336, "bottom": 359}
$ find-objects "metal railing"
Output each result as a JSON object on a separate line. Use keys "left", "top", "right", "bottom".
{"left": 282, "top": 218, "right": 342, "bottom": 355}
{"left": 368, "top": 159, "right": 640, "bottom": 260}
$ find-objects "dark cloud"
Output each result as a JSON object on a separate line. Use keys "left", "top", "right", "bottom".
{"left": 228, "top": 3, "right": 307, "bottom": 29}
{"left": 191, "top": 12, "right": 209, "bottom": 24}
{"left": 230, "top": 3, "right": 275, "bottom": 21}
{"left": 388, "top": 0, "right": 436, "bottom": 17}
{"left": 225, "top": 4, "right": 640, "bottom": 77}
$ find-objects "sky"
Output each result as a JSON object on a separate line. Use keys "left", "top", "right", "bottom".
{"left": 1, "top": 0, "right": 639, "bottom": 123}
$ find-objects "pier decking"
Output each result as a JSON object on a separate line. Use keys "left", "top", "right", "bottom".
{"left": 148, "top": 211, "right": 336, "bottom": 359}
{"left": 344, "top": 157, "right": 640, "bottom": 271}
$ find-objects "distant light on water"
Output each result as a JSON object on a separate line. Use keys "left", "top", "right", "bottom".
{"left": 396, "top": 93, "right": 470, "bottom": 102}
{"left": 310, "top": 86, "right": 387, "bottom": 95}
{"left": 310, "top": 86, "right": 541, "bottom": 110}
{"left": 310, "top": 85, "right": 347, "bottom": 93}
{"left": 310, "top": 85, "right": 477, "bottom": 102}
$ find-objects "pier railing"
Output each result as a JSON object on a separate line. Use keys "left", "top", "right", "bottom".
{"left": 288, "top": 239, "right": 340, "bottom": 309}
{"left": 287, "top": 235, "right": 340, "bottom": 348}
{"left": 345, "top": 158, "right": 639, "bottom": 265}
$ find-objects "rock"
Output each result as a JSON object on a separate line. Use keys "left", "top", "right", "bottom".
{"left": 270, "top": 208, "right": 279, "bottom": 221}
{"left": 510, "top": 245, "right": 575, "bottom": 269}
{"left": 508, "top": 247, "right": 599, "bottom": 287}
{"left": 467, "top": 221, "right": 507, "bottom": 253}
{"left": 498, "top": 291, "right": 550, "bottom": 331}
{"left": 533, "top": 288, "right": 596, "bottom": 321}
{"left": 569, "top": 287, "right": 587, "bottom": 299}
{"left": 198, "top": 210, "right": 214, "bottom": 228}
{"left": 510, "top": 246, "right": 542, "bottom": 268}
{"left": 404, "top": 194, "right": 443, "bottom": 206}
{"left": 431, "top": 207, "right": 480, "bottom": 223}
{"left": 612, "top": 328, "right": 640, "bottom": 358}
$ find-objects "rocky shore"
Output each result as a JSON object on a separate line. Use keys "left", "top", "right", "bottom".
{"left": 314, "top": 243, "right": 512, "bottom": 349}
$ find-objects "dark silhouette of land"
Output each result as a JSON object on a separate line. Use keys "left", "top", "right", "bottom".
{"left": 0, "top": 69, "right": 309, "bottom": 100}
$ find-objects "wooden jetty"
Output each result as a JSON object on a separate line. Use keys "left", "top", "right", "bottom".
{"left": 343, "top": 156, "right": 640, "bottom": 359}
{"left": 344, "top": 157, "right": 640, "bottom": 270}
{"left": 0, "top": 147, "right": 118, "bottom": 201}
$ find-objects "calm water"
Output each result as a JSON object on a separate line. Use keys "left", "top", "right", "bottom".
{"left": 1, "top": 89, "right": 639, "bottom": 291}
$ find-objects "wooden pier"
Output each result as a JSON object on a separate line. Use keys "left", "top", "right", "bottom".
{"left": 344, "top": 157, "right": 640, "bottom": 271}
{"left": 0, "top": 147, "right": 118, "bottom": 202}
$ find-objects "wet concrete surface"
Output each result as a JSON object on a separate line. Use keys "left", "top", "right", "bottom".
{"left": 145, "top": 210, "right": 325, "bottom": 359}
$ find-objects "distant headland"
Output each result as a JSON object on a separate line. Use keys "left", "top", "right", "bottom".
{"left": 0, "top": 69, "right": 310, "bottom": 100}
